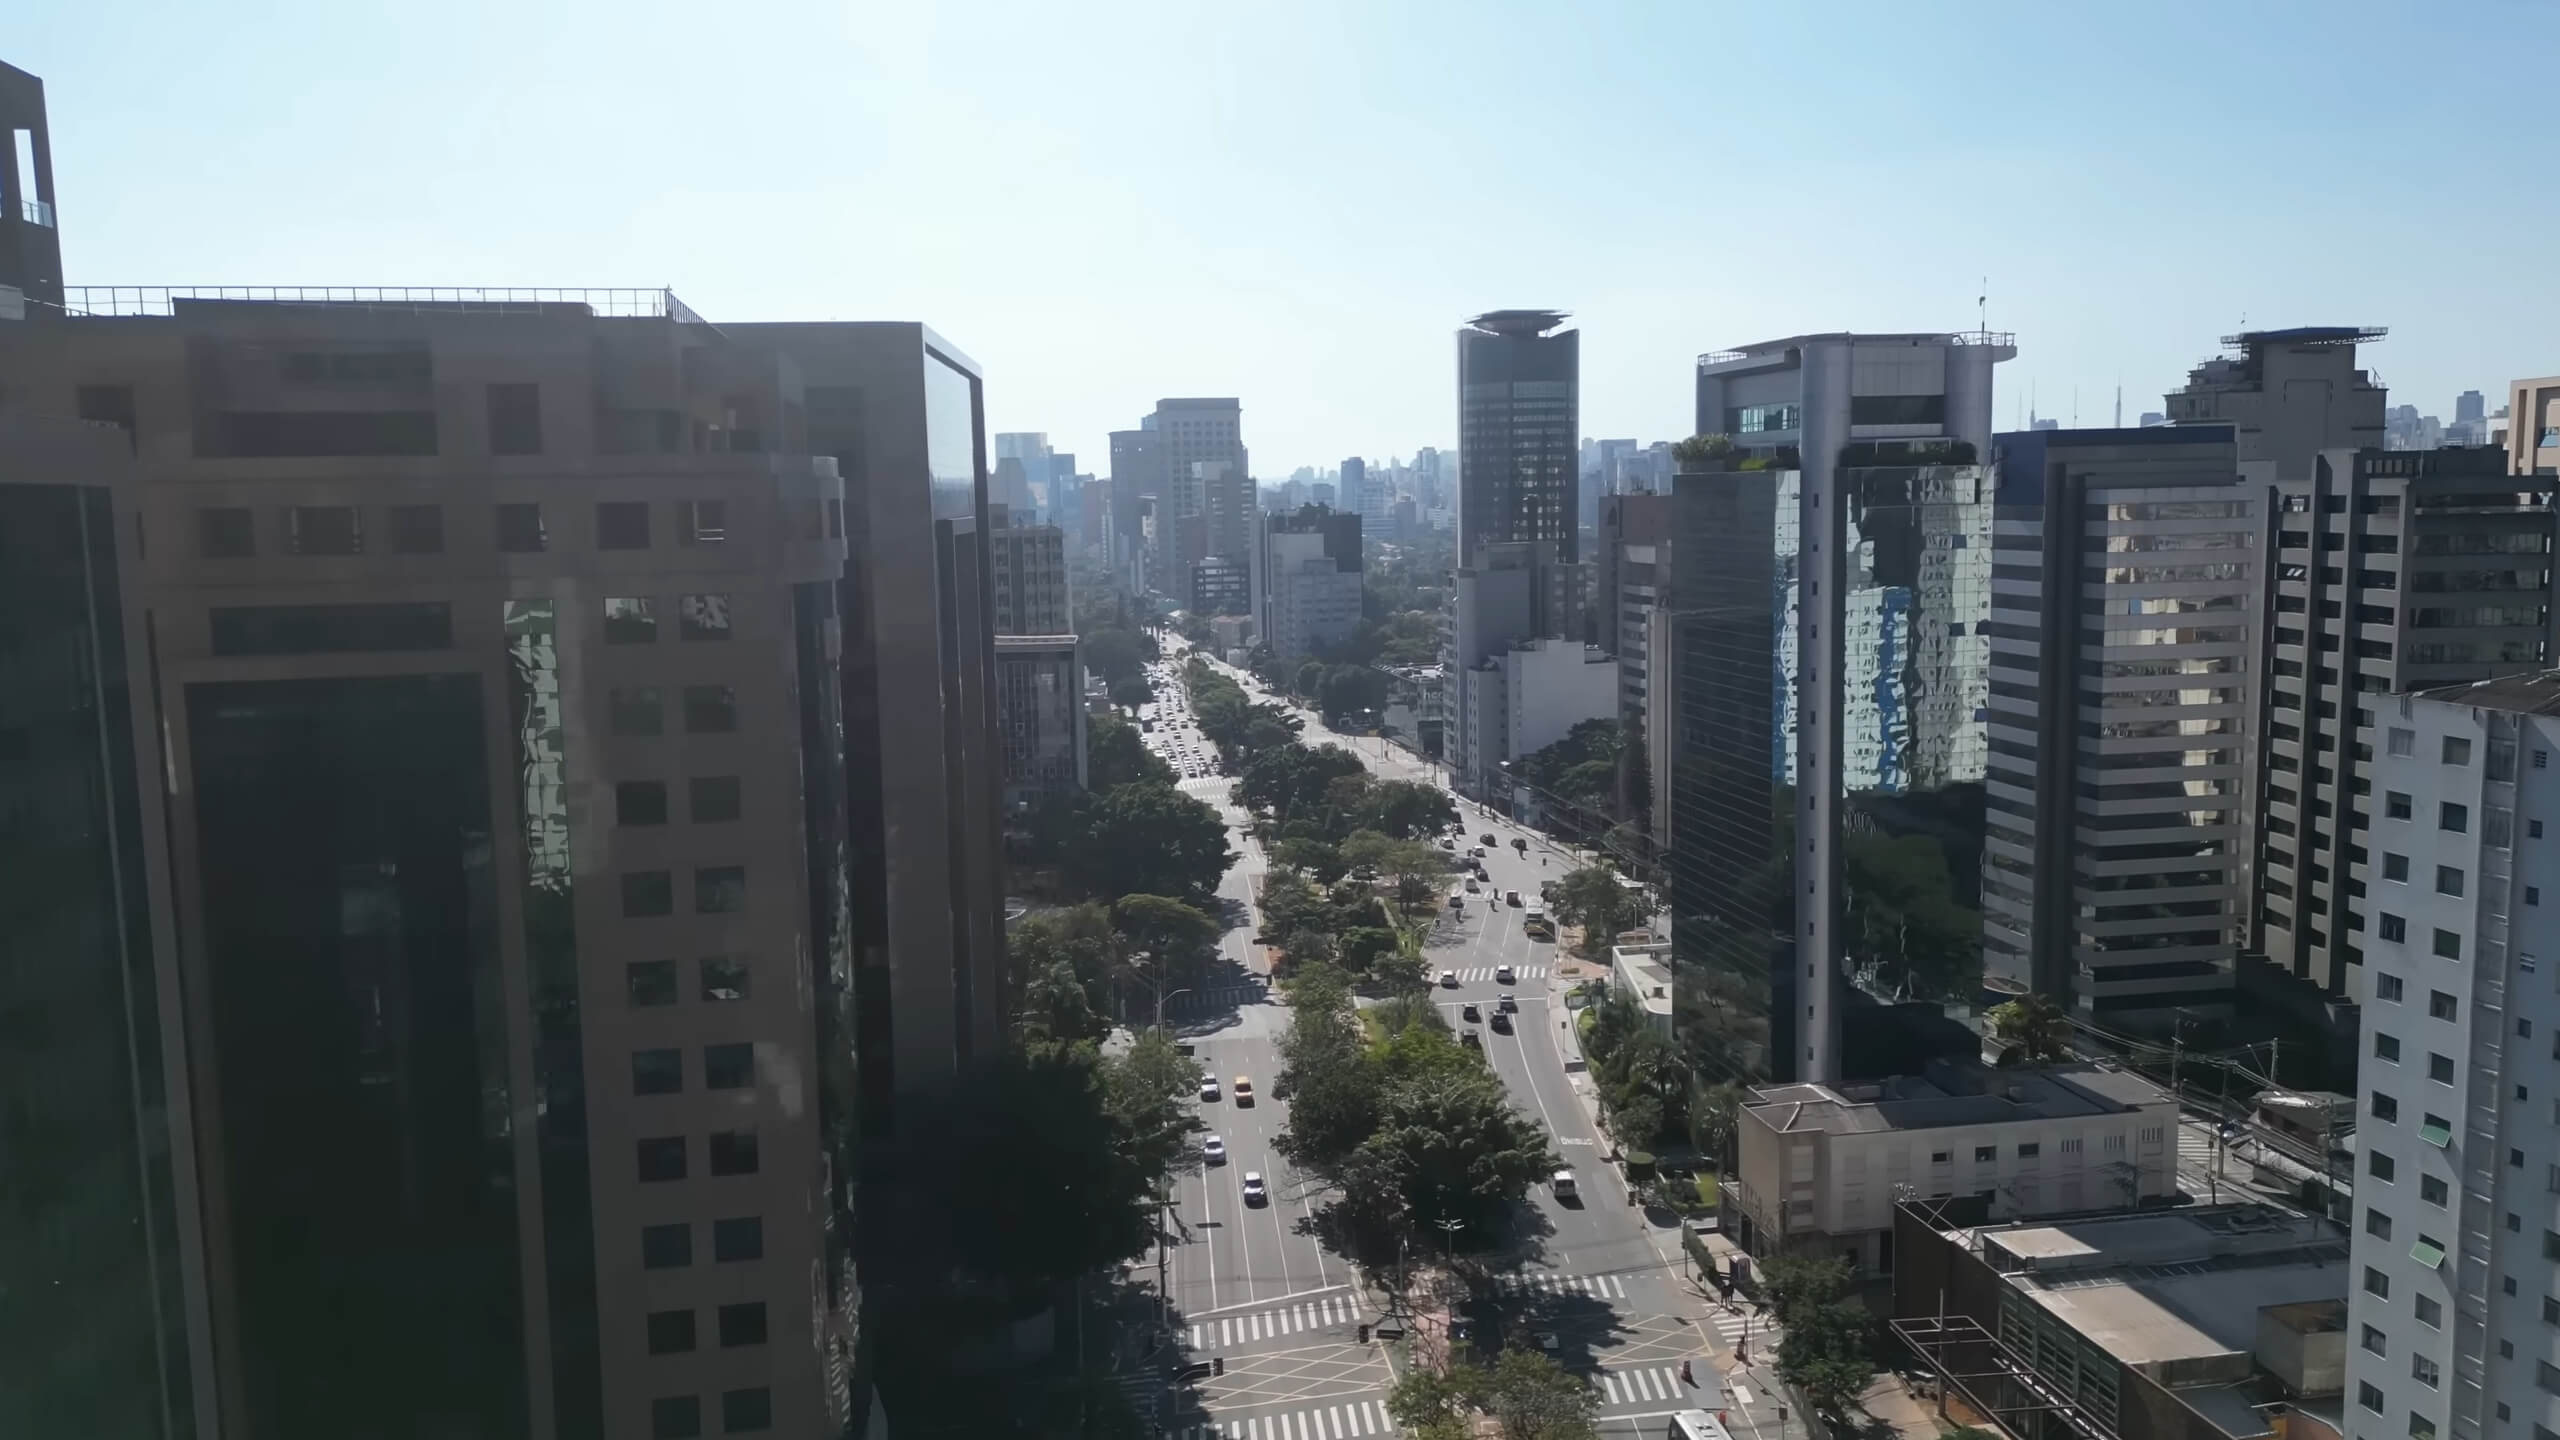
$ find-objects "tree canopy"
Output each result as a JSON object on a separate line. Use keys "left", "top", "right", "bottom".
{"left": 1058, "top": 781, "right": 1234, "bottom": 903}
{"left": 1086, "top": 712, "right": 1173, "bottom": 791}
{"left": 1548, "top": 864, "right": 1648, "bottom": 957}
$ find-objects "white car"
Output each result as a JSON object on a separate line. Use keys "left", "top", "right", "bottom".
{"left": 1439, "top": 969, "right": 1459, "bottom": 988}
{"left": 1200, "top": 1077, "right": 1221, "bottom": 1102}
{"left": 1203, "top": 1135, "right": 1227, "bottom": 1165}
{"left": 1241, "top": 1172, "right": 1268, "bottom": 1206}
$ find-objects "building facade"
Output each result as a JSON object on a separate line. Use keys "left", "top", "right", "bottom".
{"left": 993, "top": 634, "right": 1088, "bottom": 805}
{"left": 2163, "top": 327, "right": 2387, "bottom": 466}
{"left": 1457, "top": 311, "right": 1578, "bottom": 568}
{"left": 989, "top": 503, "right": 1071, "bottom": 635}
{"left": 0, "top": 60, "right": 61, "bottom": 315}
{"left": 1259, "top": 503, "right": 1363, "bottom": 660}
{"left": 2344, "top": 673, "right": 2560, "bottom": 1440}
{"left": 2509, "top": 375, "right": 2560, "bottom": 477}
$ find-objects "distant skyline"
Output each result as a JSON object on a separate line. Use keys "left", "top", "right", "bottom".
{"left": 12, "top": 0, "right": 2554, "bottom": 472}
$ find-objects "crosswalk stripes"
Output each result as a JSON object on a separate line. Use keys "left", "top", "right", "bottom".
{"left": 1441, "top": 965, "right": 1549, "bottom": 984}
{"left": 1595, "top": 1365, "right": 1694, "bottom": 1407}
{"left": 1166, "top": 983, "right": 1270, "bottom": 1014}
{"left": 1489, "top": 1271, "right": 1629, "bottom": 1300}
{"left": 1186, "top": 1294, "right": 1361, "bottom": 1351}
{"left": 1703, "top": 1309, "right": 1776, "bottom": 1347}
{"left": 1168, "top": 1398, "right": 1391, "bottom": 1440}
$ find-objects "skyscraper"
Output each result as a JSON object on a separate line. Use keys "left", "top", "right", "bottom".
{"left": 1148, "top": 397, "right": 1249, "bottom": 609}
{"left": 1457, "top": 310, "right": 1579, "bottom": 567}
{"left": 1108, "top": 427, "right": 1164, "bottom": 591}
{"left": 1260, "top": 503, "right": 1364, "bottom": 659}
{"left": 1340, "top": 457, "right": 1369, "bottom": 521}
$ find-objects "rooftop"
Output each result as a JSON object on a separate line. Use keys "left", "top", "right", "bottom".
{"left": 1746, "top": 1060, "right": 2171, "bottom": 1135}
{"left": 48, "top": 285, "right": 705, "bottom": 322}
{"left": 1699, "top": 330, "right": 2015, "bottom": 368}
{"left": 2220, "top": 326, "right": 2387, "bottom": 350}
{"left": 2413, "top": 668, "right": 2560, "bottom": 716}
{"left": 1467, "top": 309, "right": 1572, "bottom": 337}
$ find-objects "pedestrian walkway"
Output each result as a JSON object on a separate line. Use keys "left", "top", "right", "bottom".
{"left": 1702, "top": 1308, "right": 1775, "bottom": 1351}
{"left": 1440, "top": 965, "right": 1548, "bottom": 984}
{"left": 1595, "top": 1364, "right": 1697, "bottom": 1407}
{"left": 1112, "top": 1369, "right": 1163, "bottom": 1429}
{"left": 1172, "top": 1398, "right": 1392, "bottom": 1440}
{"left": 1487, "top": 1270, "right": 1629, "bottom": 1300}
{"left": 1187, "top": 1295, "right": 1361, "bottom": 1350}
{"left": 1167, "top": 983, "right": 1271, "bottom": 1015}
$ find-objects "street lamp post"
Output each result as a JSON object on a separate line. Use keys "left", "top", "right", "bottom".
{"left": 1155, "top": 987, "right": 1193, "bottom": 1033}
{"left": 1150, "top": 985, "right": 1194, "bottom": 1345}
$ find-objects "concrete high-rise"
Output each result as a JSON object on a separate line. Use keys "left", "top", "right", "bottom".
{"left": 1260, "top": 503, "right": 1364, "bottom": 660}
{"left": 1107, "top": 427, "right": 1164, "bottom": 592}
{"left": 986, "top": 505, "right": 1085, "bottom": 807}
{"left": 2344, "top": 671, "right": 2560, "bottom": 1440}
{"left": 3, "top": 290, "right": 908, "bottom": 1440}
{"left": 0, "top": 60, "right": 62, "bottom": 315}
{"left": 2162, "top": 326, "right": 2386, "bottom": 462}
{"left": 1457, "top": 310, "right": 1579, "bottom": 567}
{"left": 1198, "top": 458, "right": 1260, "bottom": 617}
{"left": 1672, "top": 329, "right": 2011, "bottom": 1085}
{"left": 1341, "top": 456, "right": 1371, "bottom": 521}
{"left": 1147, "top": 397, "right": 1249, "bottom": 609}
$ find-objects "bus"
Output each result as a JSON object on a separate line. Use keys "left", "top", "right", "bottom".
{"left": 1522, "top": 907, "right": 1554, "bottom": 941}
{"left": 1666, "top": 1411, "right": 1736, "bottom": 1440}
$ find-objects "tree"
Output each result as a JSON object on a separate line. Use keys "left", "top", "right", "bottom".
{"left": 1842, "top": 830, "right": 1979, "bottom": 1002}
{"left": 1354, "top": 779, "right": 1459, "bottom": 841}
{"left": 1114, "top": 894, "right": 1222, "bottom": 1011}
{"left": 1239, "top": 743, "right": 1368, "bottom": 826}
{"left": 1103, "top": 1029, "right": 1204, "bottom": 1183}
{"left": 1084, "top": 627, "right": 1157, "bottom": 688}
{"left": 1988, "top": 991, "right": 2073, "bottom": 1066}
{"left": 1008, "top": 903, "right": 1122, "bottom": 1035}
{"left": 1294, "top": 660, "right": 1326, "bottom": 698}
{"left": 1481, "top": 1349, "right": 1599, "bottom": 1440}
{"left": 1108, "top": 673, "right": 1152, "bottom": 711}
{"left": 1062, "top": 782, "right": 1235, "bottom": 902}
{"left": 1388, "top": 1361, "right": 1484, "bottom": 1440}
{"left": 1272, "top": 837, "right": 1347, "bottom": 883}
{"left": 1671, "top": 433, "right": 1736, "bottom": 466}
{"left": 1689, "top": 1080, "right": 1748, "bottom": 1168}
{"left": 1086, "top": 712, "right": 1173, "bottom": 791}
{"left": 1318, "top": 664, "right": 1391, "bottom": 721}
{"left": 1337, "top": 925, "right": 1397, "bottom": 973}
{"left": 1551, "top": 865, "right": 1646, "bottom": 957}
{"left": 1019, "top": 959, "right": 1105, "bottom": 1045}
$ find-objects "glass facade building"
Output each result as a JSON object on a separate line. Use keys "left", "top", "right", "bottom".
{"left": 1457, "top": 310, "right": 1580, "bottom": 568}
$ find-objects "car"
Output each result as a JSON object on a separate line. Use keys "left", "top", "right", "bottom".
{"left": 1241, "top": 1172, "right": 1268, "bottom": 1206}
{"left": 1449, "top": 892, "right": 1466, "bottom": 910}
{"left": 1499, "top": 993, "right": 1517, "bottom": 1012}
{"left": 1440, "top": 837, "right": 1455, "bottom": 850}
{"left": 1459, "top": 1029, "right": 1483, "bottom": 1049}
{"left": 1200, "top": 1077, "right": 1221, "bottom": 1102}
{"left": 1489, "top": 1010, "right": 1512, "bottom": 1034}
{"left": 1439, "top": 969, "right": 1459, "bottom": 988}
{"left": 1202, "top": 1135, "right": 1227, "bottom": 1165}
{"left": 1551, "top": 1169, "right": 1579, "bottom": 1202}
{"left": 1232, "top": 1075, "right": 1254, "bottom": 1105}
{"left": 1505, "top": 890, "right": 1523, "bottom": 907}
{"left": 1468, "top": 847, "right": 1484, "bottom": 859}
{"left": 1495, "top": 964, "right": 1515, "bottom": 984}
{"left": 1480, "top": 833, "right": 1497, "bottom": 847}
{"left": 1461, "top": 1002, "right": 1481, "bottom": 1022}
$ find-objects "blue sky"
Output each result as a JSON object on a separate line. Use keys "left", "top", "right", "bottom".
{"left": 14, "top": 0, "right": 2553, "bottom": 472}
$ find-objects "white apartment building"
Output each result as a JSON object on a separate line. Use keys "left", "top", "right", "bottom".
{"left": 1259, "top": 506, "right": 1363, "bottom": 659}
{"left": 1725, "top": 1060, "right": 2178, "bottom": 1274}
{"left": 1456, "top": 636, "right": 1616, "bottom": 798}
{"left": 2345, "top": 672, "right": 2560, "bottom": 1440}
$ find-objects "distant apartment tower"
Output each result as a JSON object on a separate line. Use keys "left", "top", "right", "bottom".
{"left": 2509, "top": 375, "right": 2560, "bottom": 476}
{"left": 1673, "top": 330, "right": 2010, "bottom": 1084}
{"left": 1198, "top": 459, "right": 1260, "bottom": 616}
{"left": 2344, "top": 673, "right": 2560, "bottom": 1440}
{"left": 1980, "top": 426, "right": 2260, "bottom": 1019}
{"left": 989, "top": 503, "right": 1070, "bottom": 634}
{"left": 1597, "top": 493, "right": 1676, "bottom": 842}
{"left": 2, "top": 292, "right": 898, "bottom": 1440}
{"left": 0, "top": 61, "right": 61, "bottom": 315}
{"left": 1260, "top": 503, "right": 1364, "bottom": 660}
{"left": 1107, "top": 426, "right": 1162, "bottom": 589}
{"left": 986, "top": 506, "right": 1084, "bottom": 805}
{"left": 1341, "top": 455, "right": 1373, "bottom": 521}
{"left": 1148, "top": 397, "right": 1249, "bottom": 608}
{"left": 2163, "top": 326, "right": 2386, "bottom": 462}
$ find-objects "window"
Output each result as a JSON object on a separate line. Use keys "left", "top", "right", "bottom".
{"left": 2367, "top": 1206, "right": 2395, "bottom": 1237}
{"left": 705, "top": 1043, "right": 754, "bottom": 1090}
{"left": 720, "top": 1388, "right": 773, "bottom": 1434}
{"left": 709, "top": 1130, "right": 759, "bottom": 1176}
{"left": 2546, "top": 1296, "right": 2560, "bottom": 1325}
{"left": 2384, "top": 852, "right": 2410, "bottom": 882}
{"left": 623, "top": 871, "right": 674, "bottom": 918}
{"left": 2532, "top": 887, "right": 2544, "bottom": 906}
{"left": 2359, "top": 1382, "right": 2384, "bottom": 1413}
{"left": 389, "top": 504, "right": 443, "bottom": 554}
{"left": 495, "top": 502, "right": 547, "bottom": 553}
{"left": 2415, "top": 1294, "right": 2442, "bottom": 1328}
{"left": 2488, "top": 806, "right": 2515, "bottom": 848}
{"left": 642, "top": 1222, "right": 692, "bottom": 1269}
{"left": 1848, "top": 394, "right": 1947, "bottom": 426}
{"left": 597, "top": 501, "right": 651, "bottom": 550}
{"left": 2421, "top": 1174, "right": 2448, "bottom": 1205}
{"left": 2440, "top": 801, "right": 2468, "bottom": 833}
{"left": 2536, "top": 818, "right": 2548, "bottom": 839}
{"left": 2376, "top": 973, "right": 2405, "bottom": 1002}
{"left": 2428, "top": 991, "right": 2457, "bottom": 1021}
{"left": 1974, "top": 1145, "right": 1995, "bottom": 1163}
{"left": 2016, "top": 1142, "right": 2040, "bottom": 1159}
{"left": 2432, "top": 929, "right": 2461, "bottom": 960}
{"left": 650, "top": 1396, "right": 702, "bottom": 1440}
{"left": 2372, "top": 1093, "right": 2400, "bottom": 1123}
{"left": 2380, "top": 913, "right": 2408, "bottom": 943}
{"left": 701, "top": 956, "right": 751, "bottom": 1002}
{"left": 633, "top": 1048, "right": 683, "bottom": 1095}
{"left": 2371, "top": 1151, "right": 2397, "bottom": 1181}
{"left": 637, "top": 1136, "right": 687, "bottom": 1182}
{"left": 2409, "top": 1415, "right": 2436, "bottom": 1440}
{"left": 2388, "top": 727, "right": 2416, "bottom": 757}
{"left": 646, "top": 1309, "right": 696, "bottom": 1355}
{"left": 682, "top": 685, "right": 737, "bottom": 733}
{"left": 2428, "top": 1053, "right": 2454, "bottom": 1084}
{"left": 628, "top": 960, "right": 678, "bottom": 1006}
{"left": 2412, "top": 1355, "right": 2439, "bottom": 1388}
{"left": 210, "top": 603, "right": 453, "bottom": 656}
{"left": 2363, "top": 1324, "right": 2387, "bottom": 1355}
{"left": 677, "top": 498, "right": 727, "bottom": 545}
{"left": 714, "top": 1216, "right": 763, "bottom": 1262}
{"left": 2376, "top": 1032, "right": 2402, "bottom": 1062}
{"left": 678, "top": 593, "right": 732, "bottom": 641}
{"left": 78, "top": 384, "right": 137, "bottom": 444}
{"left": 199, "top": 506, "right": 256, "bottom": 557}
{"left": 689, "top": 776, "right": 742, "bottom": 823}
{"left": 2365, "top": 1265, "right": 2391, "bottom": 1298}
{"left": 718, "top": 1302, "right": 768, "bottom": 1348}
{"left": 1930, "top": 1150, "right": 1950, "bottom": 1164}
{"left": 2547, "top": 1229, "right": 2560, "bottom": 1261}
{"left": 604, "top": 596, "right": 658, "bottom": 643}
{"left": 695, "top": 866, "right": 746, "bottom": 914}
{"left": 609, "top": 687, "right": 665, "bottom": 736}
{"left": 287, "top": 505, "right": 363, "bottom": 555}
{"left": 2435, "top": 866, "right": 2464, "bottom": 897}
{"left": 2443, "top": 736, "right": 2473, "bottom": 765}
{"left": 617, "top": 780, "right": 669, "bottom": 826}
{"left": 2387, "top": 790, "right": 2412, "bottom": 820}
{"left": 488, "top": 383, "right": 543, "bottom": 455}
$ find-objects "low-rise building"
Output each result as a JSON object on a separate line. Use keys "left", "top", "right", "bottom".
{"left": 1892, "top": 1204, "right": 2346, "bottom": 1440}
{"left": 1727, "top": 1060, "right": 2179, "bottom": 1271}
{"left": 1609, "top": 943, "right": 1673, "bottom": 1037}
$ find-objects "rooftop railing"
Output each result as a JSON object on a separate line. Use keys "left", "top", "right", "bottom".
{"left": 58, "top": 285, "right": 705, "bottom": 321}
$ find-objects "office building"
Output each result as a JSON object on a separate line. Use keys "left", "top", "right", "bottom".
{"left": 1672, "top": 331, "right": 2010, "bottom": 1085}
{"left": 1413, "top": 446, "right": 1446, "bottom": 511}
{"left": 1597, "top": 493, "right": 1676, "bottom": 840}
{"left": 1310, "top": 480, "right": 1336, "bottom": 508}
{"left": 1726, "top": 1059, "right": 2177, "bottom": 1271}
{"left": 993, "top": 635, "right": 1087, "bottom": 805}
{"left": 0, "top": 60, "right": 61, "bottom": 315}
{"left": 2343, "top": 671, "right": 2560, "bottom": 1440}
{"left": 1457, "top": 310, "right": 1579, "bottom": 567}
{"left": 1455, "top": 636, "right": 1617, "bottom": 802}
{"left": 2251, "top": 446, "right": 2552, "bottom": 1015}
{"left": 1, "top": 289, "right": 875, "bottom": 1440}
{"left": 1894, "top": 1204, "right": 2347, "bottom": 1440}
{"left": 1341, "top": 455, "right": 1373, "bottom": 521}
{"left": 1107, "top": 427, "right": 1162, "bottom": 590}
{"left": 2163, "top": 327, "right": 2386, "bottom": 464}
{"left": 1147, "top": 397, "right": 1249, "bottom": 608}
{"left": 1980, "top": 426, "right": 2260, "bottom": 1019}
{"left": 2509, "top": 375, "right": 2560, "bottom": 476}
{"left": 989, "top": 503, "right": 1070, "bottom": 635}
{"left": 1448, "top": 540, "right": 1590, "bottom": 794}
{"left": 1189, "top": 552, "right": 1251, "bottom": 617}
{"left": 994, "top": 431, "right": 1053, "bottom": 514}
{"left": 1198, "top": 458, "right": 1260, "bottom": 616}
{"left": 1260, "top": 503, "right": 1363, "bottom": 660}
{"left": 2388, "top": 404, "right": 2445, "bottom": 453}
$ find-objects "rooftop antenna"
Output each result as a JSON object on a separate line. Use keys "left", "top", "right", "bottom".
{"left": 2114, "top": 384, "right": 2122, "bottom": 429}
{"left": 1976, "top": 276, "right": 1988, "bottom": 339}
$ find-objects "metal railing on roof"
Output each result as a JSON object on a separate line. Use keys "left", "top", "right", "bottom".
{"left": 1697, "top": 330, "right": 2015, "bottom": 367}
{"left": 57, "top": 285, "right": 705, "bottom": 321}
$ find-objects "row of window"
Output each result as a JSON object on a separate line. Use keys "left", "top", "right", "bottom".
{"left": 634, "top": 1044, "right": 757, "bottom": 1095}
{"left": 631, "top": 957, "right": 752, "bottom": 1006}
{"left": 619, "top": 778, "right": 741, "bottom": 826}
{"left": 637, "top": 1131, "right": 760, "bottom": 1181}
{"left": 649, "top": 1388, "right": 771, "bottom": 1438}
{"left": 196, "top": 498, "right": 750, "bottom": 558}
{"left": 623, "top": 868, "right": 747, "bottom": 918}
{"left": 605, "top": 595, "right": 733, "bottom": 643}
{"left": 612, "top": 686, "right": 739, "bottom": 736}
{"left": 648, "top": 1302, "right": 766, "bottom": 1354}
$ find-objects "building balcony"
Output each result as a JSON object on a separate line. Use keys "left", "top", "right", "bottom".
{"left": 19, "top": 198, "right": 53, "bottom": 228}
